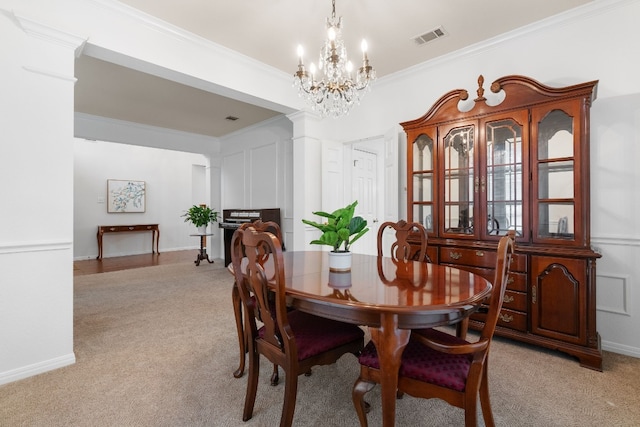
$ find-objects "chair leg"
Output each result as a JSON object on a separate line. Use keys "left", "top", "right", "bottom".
{"left": 270, "top": 364, "right": 280, "bottom": 386}
{"left": 479, "top": 364, "right": 495, "bottom": 427}
{"left": 232, "top": 284, "right": 246, "bottom": 378}
{"left": 279, "top": 369, "right": 298, "bottom": 427}
{"left": 463, "top": 384, "right": 479, "bottom": 427}
{"left": 352, "top": 378, "right": 376, "bottom": 427}
{"left": 242, "top": 345, "right": 259, "bottom": 422}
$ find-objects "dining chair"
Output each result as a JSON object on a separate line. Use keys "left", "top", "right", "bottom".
{"left": 376, "top": 219, "right": 476, "bottom": 340}
{"left": 231, "top": 226, "right": 365, "bottom": 427}
{"left": 377, "top": 220, "right": 430, "bottom": 263}
{"left": 232, "top": 220, "right": 282, "bottom": 381}
{"left": 353, "top": 230, "right": 515, "bottom": 427}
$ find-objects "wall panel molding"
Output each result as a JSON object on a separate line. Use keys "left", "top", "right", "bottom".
{"left": 0, "top": 241, "right": 72, "bottom": 255}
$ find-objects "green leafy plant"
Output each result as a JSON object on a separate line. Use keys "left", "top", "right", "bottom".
{"left": 302, "top": 200, "right": 369, "bottom": 252}
{"left": 181, "top": 204, "right": 219, "bottom": 227}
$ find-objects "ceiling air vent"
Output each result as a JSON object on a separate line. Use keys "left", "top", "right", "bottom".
{"left": 412, "top": 26, "right": 447, "bottom": 46}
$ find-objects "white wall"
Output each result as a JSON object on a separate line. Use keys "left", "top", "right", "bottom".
{"left": 73, "top": 139, "right": 212, "bottom": 259}
{"left": 0, "top": 7, "right": 80, "bottom": 384}
{"left": 219, "top": 116, "right": 294, "bottom": 248}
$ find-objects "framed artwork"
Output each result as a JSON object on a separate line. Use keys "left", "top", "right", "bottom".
{"left": 107, "top": 179, "right": 146, "bottom": 213}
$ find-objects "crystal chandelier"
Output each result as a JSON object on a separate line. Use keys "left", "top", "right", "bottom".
{"left": 293, "top": 0, "right": 376, "bottom": 118}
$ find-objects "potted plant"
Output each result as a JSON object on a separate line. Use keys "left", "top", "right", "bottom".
{"left": 182, "top": 204, "right": 219, "bottom": 233}
{"left": 302, "top": 200, "right": 369, "bottom": 271}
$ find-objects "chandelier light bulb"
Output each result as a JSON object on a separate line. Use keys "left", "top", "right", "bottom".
{"left": 346, "top": 61, "right": 353, "bottom": 74}
{"left": 327, "top": 26, "right": 336, "bottom": 41}
{"left": 297, "top": 45, "right": 304, "bottom": 60}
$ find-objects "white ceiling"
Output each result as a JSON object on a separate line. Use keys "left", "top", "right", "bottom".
{"left": 74, "top": 0, "right": 594, "bottom": 138}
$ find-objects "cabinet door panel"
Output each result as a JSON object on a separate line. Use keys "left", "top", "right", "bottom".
{"left": 531, "top": 101, "right": 585, "bottom": 246}
{"left": 408, "top": 131, "right": 437, "bottom": 233}
{"left": 481, "top": 111, "right": 529, "bottom": 240}
{"left": 440, "top": 122, "right": 476, "bottom": 238}
{"left": 531, "top": 255, "right": 587, "bottom": 344}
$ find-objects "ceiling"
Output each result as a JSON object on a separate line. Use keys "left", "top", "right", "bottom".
{"left": 74, "top": 0, "right": 594, "bottom": 138}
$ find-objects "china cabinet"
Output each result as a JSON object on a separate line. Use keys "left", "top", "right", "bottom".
{"left": 401, "top": 75, "right": 602, "bottom": 370}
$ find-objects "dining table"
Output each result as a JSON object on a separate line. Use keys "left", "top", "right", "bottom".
{"left": 263, "top": 250, "right": 493, "bottom": 427}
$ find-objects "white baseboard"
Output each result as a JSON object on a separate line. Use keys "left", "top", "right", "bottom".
{"left": 602, "top": 340, "right": 640, "bottom": 359}
{"left": 0, "top": 353, "right": 76, "bottom": 386}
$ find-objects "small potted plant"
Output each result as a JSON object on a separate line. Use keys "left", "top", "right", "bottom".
{"left": 302, "top": 200, "right": 369, "bottom": 271}
{"left": 182, "top": 204, "right": 219, "bottom": 233}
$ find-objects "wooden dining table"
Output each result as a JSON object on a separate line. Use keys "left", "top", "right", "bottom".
{"left": 269, "top": 251, "right": 493, "bottom": 427}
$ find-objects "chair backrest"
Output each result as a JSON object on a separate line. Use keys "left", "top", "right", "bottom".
{"left": 238, "top": 220, "right": 284, "bottom": 250}
{"left": 377, "top": 220, "right": 429, "bottom": 262}
{"left": 479, "top": 229, "right": 516, "bottom": 342}
{"left": 230, "top": 226, "right": 293, "bottom": 356}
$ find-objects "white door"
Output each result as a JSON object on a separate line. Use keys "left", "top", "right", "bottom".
{"left": 352, "top": 148, "right": 379, "bottom": 255}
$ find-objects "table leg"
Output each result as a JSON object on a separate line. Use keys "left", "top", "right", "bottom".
{"left": 97, "top": 230, "right": 103, "bottom": 260}
{"left": 369, "top": 313, "right": 410, "bottom": 427}
{"left": 194, "top": 235, "right": 214, "bottom": 266}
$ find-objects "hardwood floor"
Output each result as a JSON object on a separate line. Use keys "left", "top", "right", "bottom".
{"left": 73, "top": 250, "right": 206, "bottom": 276}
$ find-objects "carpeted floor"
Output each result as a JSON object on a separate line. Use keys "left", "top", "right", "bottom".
{"left": 1, "top": 261, "right": 639, "bottom": 426}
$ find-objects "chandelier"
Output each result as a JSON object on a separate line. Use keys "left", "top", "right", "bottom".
{"left": 293, "top": 0, "right": 376, "bottom": 118}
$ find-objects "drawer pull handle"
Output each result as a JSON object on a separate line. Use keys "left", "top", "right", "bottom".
{"left": 503, "top": 295, "right": 514, "bottom": 303}
{"left": 507, "top": 276, "right": 514, "bottom": 285}
{"left": 499, "top": 313, "right": 513, "bottom": 323}
{"left": 450, "top": 251, "right": 462, "bottom": 260}
{"left": 475, "top": 251, "right": 484, "bottom": 257}
{"left": 109, "top": 227, "right": 116, "bottom": 231}
{"left": 128, "top": 227, "right": 135, "bottom": 230}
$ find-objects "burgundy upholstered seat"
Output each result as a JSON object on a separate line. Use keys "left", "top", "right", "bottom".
{"left": 358, "top": 328, "right": 472, "bottom": 392}
{"left": 259, "top": 310, "right": 364, "bottom": 361}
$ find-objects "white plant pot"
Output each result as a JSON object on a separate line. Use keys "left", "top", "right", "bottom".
{"left": 328, "top": 251, "right": 352, "bottom": 272}
{"left": 197, "top": 225, "right": 207, "bottom": 234}
{"left": 328, "top": 270, "right": 352, "bottom": 288}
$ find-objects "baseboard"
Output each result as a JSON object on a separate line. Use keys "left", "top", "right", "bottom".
{"left": 0, "top": 353, "right": 76, "bottom": 386}
{"left": 602, "top": 340, "right": 640, "bottom": 359}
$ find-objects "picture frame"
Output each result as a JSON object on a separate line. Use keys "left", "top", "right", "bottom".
{"left": 107, "top": 179, "right": 146, "bottom": 213}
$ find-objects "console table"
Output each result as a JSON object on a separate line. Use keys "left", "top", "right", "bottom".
{"left": 97, "top": 224, "right": 160, "bottom": 260}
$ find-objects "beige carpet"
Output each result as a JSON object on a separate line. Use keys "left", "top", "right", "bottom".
{"left": 1, "top": 261, "right": 639, "bottom": 426}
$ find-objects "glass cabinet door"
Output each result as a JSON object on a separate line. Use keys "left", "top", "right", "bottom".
{"left": 482, "top": 112, "right": 528, "bottom": 239}
{"left": 532, "top": 101, "right": 582, "bottom": 245}
{"left": 441, "top": 123, "right": 475, "bottom": 236}
{"left": 410, "top": 133, "right": 435, "bottom": 232}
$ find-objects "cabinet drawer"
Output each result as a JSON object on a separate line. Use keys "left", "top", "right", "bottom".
{"left": 510, "top": 253, "right": 527, "bottom": 272}
{"left": 426, "top": 246, "right": 438, "bottom": 264}
{"left": 471, "top": 307, "right": 527, "bottom": 332}
{"left": 506, "top": 272, "right": 527, "bottom": 292}
{"left": 503, "top": 290, "right": 527, "bottom": 312}
{"left": 440, "top": 247, "right": 496, "bottom": 269}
